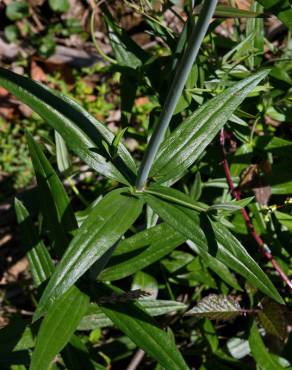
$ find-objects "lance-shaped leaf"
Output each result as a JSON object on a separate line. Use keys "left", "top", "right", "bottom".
{"left": 30, "top": 286, "right": 89, "bottom": 370}
{"left": 208, "top": 197, "right": 254, "bottom": 212}
{"left": 14, "top": 199, "right": 54, "bottom": 287}
{"left": 150, "top": 70, "right": 269, "bottom": 184}
{"left": 78, "top": 300, "right": 187, "bottom": 330}
{"left": 0, "top": 67, "right": 136, "bottom": 185}
{"left": 100, "top": 223, "right": 185, "bottom": 281}
{"left": 102, "top": 5, "right": 147, "bottom": 68}
{"left": 142, "top": 187, "right": 283, "bottom": 304}
{"left": 194, "top": 4, "right": 262, "bottom": 18}
{"left": 96, "top": 283, "right": 190, "bottom": 370}
{"left": 55, "top": 130, "right": 71, "bottom": 174}
{"left": 185, "top": 294, "right": 243, "bottom": 320}
{"left": 57, "top": 91, "right": 137, "bottom": 180}
{"left": 26, "top": 132, "right": 77, "bottom": 256}
{"left": 34, "top": 188, "right": 143, "bottom": 320}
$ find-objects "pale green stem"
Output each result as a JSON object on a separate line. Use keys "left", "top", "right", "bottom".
{"left": 91, "top": 10, "right": 117, "bottom": 64}
{"left": 135, "top": 0, "right": 218, "bottom": 190}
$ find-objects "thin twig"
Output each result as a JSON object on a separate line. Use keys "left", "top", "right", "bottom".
{"left": 220, "top": 128, "right": 292, "bottom": 290}
{"left": 126, "top": 349, "right": 145, "bottom": 370}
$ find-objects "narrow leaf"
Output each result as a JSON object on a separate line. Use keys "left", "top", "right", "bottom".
{"left": 78, "top": 300, "right": 187, "bottom": 330}
{"left": 0, "top": 67, "right": 136, "bottom": 184}
{"left": 102, "top": 6, "right": 147, "bottom": 68}
{"left": 35, "top": 188, "right": 143, "bottom": 320}
{"left": 142, "top": 190, "right": 283, "bottom": 304}
{"left": 194, "top": 5, "right": 262, "bottom": 18}
{"left": 96, "top": 283, "right": 190, "bottom": 370}
{"left": 100, "top": 223, "right": 185, "bottom": 281}
{"left": 26, "top": 132, "right": 77, "bottom": 255}
{"left": 30, "top": 287, "right": 89, "bottom": 370}
{"left": 55, "top": 130, "right": 71, "bottom": 174}
{"left": 208, "top": 197, "right": 254, "bottom": 212}
{"left": 14, "top": 198, "right": 54, "bottom": 287}
{"left": 187, "top": 240, "right": 241, "bottom": 290}
{"left": 151, "top": 70, "right": 269, "bottom": 184}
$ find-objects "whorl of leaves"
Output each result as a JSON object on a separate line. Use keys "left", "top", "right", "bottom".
{"left": 185, "top": 294, "right": 243, "bottom": 321}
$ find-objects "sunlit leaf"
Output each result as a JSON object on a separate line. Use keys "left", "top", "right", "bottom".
{"left": 34, "top": 188, "right": 143, "bottom": 320}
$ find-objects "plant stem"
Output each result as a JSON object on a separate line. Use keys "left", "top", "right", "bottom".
{"left": 220, "top": 129, "right": 292, "bottom": 290}
{"left": 90, "top": 9, "right": 117, "bottom": 64}
{"left": 135, "top": 0, "right": 218, "bottom": 190}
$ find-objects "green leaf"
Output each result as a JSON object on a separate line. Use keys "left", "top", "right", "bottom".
{"left": 208, "top": 197, "right": 254, "bottom": 212}
{"left": 213, "top": 5, "right": 261, "bottom": 18}
{"left": 26, "top": 132, "right": 77, "bottom": 256}
{"left": 38, "top": 36, "right": 56, "bottom": 58}
{"left": 78, "top": 299, "right": 187, "bottom": 330}
{"left": 4, "top": 24, "right": 19, "bottom": 43}
{"left": 102, "top": 6, "right": 147, "bottom": 68}
{"left": 246, "top": 1, "right": 264, "bottom": 69}
{"left": 100, "top": 222, "right": 185, "bottom": 281}
{"left": 150, "top": 70, "right": 269, "bottom": 184}
{"left": 14, "top": 199, "right": 54, "bottom": 287}
{"left": 96, "top": 283, "right": 190, "bottom": 370}
{"left": 144, "top": 184, "right": 207, "bottom": 212}
{"left": 112, "top": 127, "right": 128, "bottom": 156}
{"left": 142, "top": 188, "right": 283, "bottom": 304}
{"left": 30, "top": 287, "right": 89, "bottom": 370}
{"left": 34, "top": 188, "right": 143, "bottom": 320}
{"left": 194, "top": 4, "right": 262, "bottom": 18}
{"left": 6, "top": 1, "right": 29, "bottom": 21}
{"left": 132, "top": 271, "right": 158, "bottom": 299}
{"left": 275, "top": 211, "right": 292, "bottom": 230}
{"left": 55, "top": 131, "right": 71, "bottom": 174}
{"left": 185, "top": 294, "right": 242, "bottom": 320}
{"left": 57, "top": 92, "right": 137, "bottom": 179}
{"left": 249, "top": 321, "right": 285, "bottom": 370}
{"left": 186, "top": 240, "right": 241, "bottom": 290}
{"left": 0, "top": 318, "right": 34, "bottom": 353}
{"left": 0, "top": 67, "right": 136, "bottom": 185}
{"left": 190, "top": 172, "right": 202, "bottom": 201}
{"left": 62, "top": 334, "right": 105, "bottom": 370}
{"left": 48, "top": 0, "right": 70, "bottom": 13}
{"left": 210, "top": 221, "right": 283, "bottom": 304}
{"left": 257, "top": 0, "right": 292, "bottom": 30}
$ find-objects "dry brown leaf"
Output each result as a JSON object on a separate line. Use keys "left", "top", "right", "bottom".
{"left": 30, "top": 60, "right": 47, "bottom": 82}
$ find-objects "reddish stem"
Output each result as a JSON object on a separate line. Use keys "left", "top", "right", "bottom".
{"left": 220, "top": 129, "right": 292, "bottom": 290}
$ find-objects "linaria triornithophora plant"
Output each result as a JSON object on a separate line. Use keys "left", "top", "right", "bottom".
{"left": 0, "top": 0, "right": 288, "bottom": 369}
